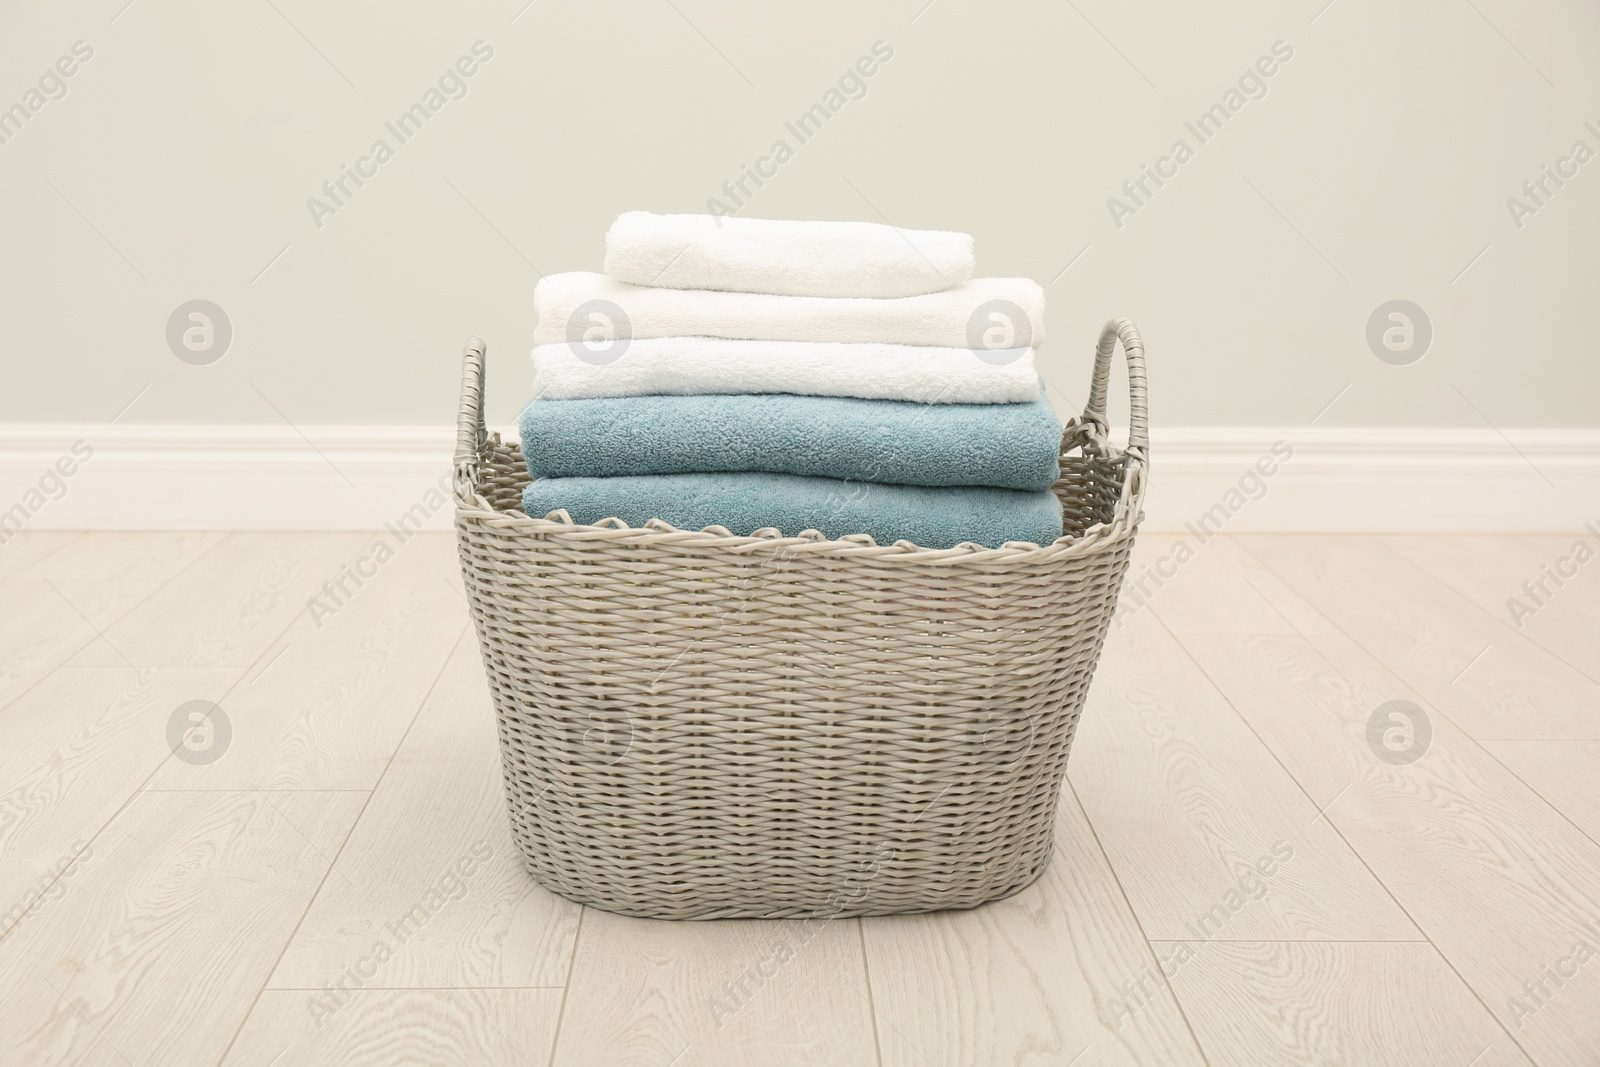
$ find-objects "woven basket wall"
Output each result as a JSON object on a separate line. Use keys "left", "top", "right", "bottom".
{"left": 453, "top": 319, "right": 1148, "bottom": 919}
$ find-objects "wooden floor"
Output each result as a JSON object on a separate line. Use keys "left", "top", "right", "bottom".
{"left": 2, "top": 530, "right": 1598, "bottom": 1066}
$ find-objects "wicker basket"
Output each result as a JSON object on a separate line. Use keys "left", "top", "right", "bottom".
{"left": 453, "top": 318, "right": 1147, "bottom": 920}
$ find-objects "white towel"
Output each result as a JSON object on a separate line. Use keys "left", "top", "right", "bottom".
{"left": 532, "top": 337, "right": 1040, "bottom": 405}
{"left": 534, "top": 272, "right": 1046, "bottom": 350}
{"left": 603, "top": 211, "right": 975, "bottom": 298}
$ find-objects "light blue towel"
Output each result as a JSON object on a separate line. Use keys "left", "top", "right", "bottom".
{"left": 518, "top": 392, "right": 1061, "bottom": 492}
{"left": 522, "top": 472, "right": 1063, "bottom": 549}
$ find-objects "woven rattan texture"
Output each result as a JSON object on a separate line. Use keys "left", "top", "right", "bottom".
{"left": 454, "top": 320, "right": 1147, "bottom": 919}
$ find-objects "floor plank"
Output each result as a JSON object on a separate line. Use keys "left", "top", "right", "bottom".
{"left": 553, "top": 909, "right": 879, "bottom": 1067}
{"left": 65, "top": 530, "right": 367, "bottom": 668}
{"left": 0, "top": 789, "right": 366, "bottom": 1067}
{"left": 0, "top": 531, "right": 223, "bottom": 708}
{"left": 269, "top": 632, "right": 583, "bottom": 990}
{"left": 1177, "top": 624, "right": 1600, "bottom": 1066}
{"left": 1073, "top": 607, "right": 1417, "bottom": 941}
{"left": 1119, "top": 531, "right": 1337, "bottom": 637}
{"left": 143, "top": 533, "right": 468, "bottom": 790}
{"left": 1383, "top": 532, "right": 1600, "bottom": 687}
{"left": 0, "top": 530, "right": 82, "bottom": 582}
{"left": 1163, "top": 942, "right": 1533, "bottom": 1067}
{"left": 7, "top": 530, "right": 225, "bottom": 622}
{"left": 1238, "top": 534, "right": 1600, "bottom": 739}
{"left": 0, "top": 665, "right": 236, "bottom": 918}
{"left": 862, "top": 791, "right": 1207, "bottom": 1067}
{"left": 1485, "top": 740, "right": 1600, "bottom": 844}
{"left": 221, "top": 988, "right": 564, "bottom": 1067}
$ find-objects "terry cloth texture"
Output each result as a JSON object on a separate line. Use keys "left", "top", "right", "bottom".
{"left": 531, "top": 336, "right": 1038, "bottom": 405}
{"left": 602, "top": 211, "right": 974, "bottom": 298}
{"left": 522, "top": 471, "right": 1065, "bottom": 550}
{"left": 533, "top": 272, "right": 1046, "bottom": 350}
{"left": 519, "top": 392, "right": 1062, "bottom": 491}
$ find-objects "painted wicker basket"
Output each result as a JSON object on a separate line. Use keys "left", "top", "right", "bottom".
{"left": 453, "top": 319, "right": 1147, "bottom": 919}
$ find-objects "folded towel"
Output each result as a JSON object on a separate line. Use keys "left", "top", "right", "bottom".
{"left": 603, "top": 211, "right": 974, "bottom": 298}
{"left": 522, "top": 472, "right": 1064, "bottom": 549}
{"left": 519, "top": 393, "right": 1062, "bottom": 491}
{"left": 533, "top": 272, "right": 1045, "bottom": 350}
{"left": 532, "top": 336, "right": 1038, "bottom": 405}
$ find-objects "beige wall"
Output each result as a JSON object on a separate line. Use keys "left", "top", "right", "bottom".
{"left": 1, "top": 0, "right": 1596, "bottom": 429}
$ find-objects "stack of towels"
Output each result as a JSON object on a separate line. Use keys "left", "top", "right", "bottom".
{"left": 519, "top": 212, "right": 1064, "bottom": 549}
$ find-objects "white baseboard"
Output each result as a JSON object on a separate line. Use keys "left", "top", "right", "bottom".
{"left": 1138, "top": 428, "right": 1600, "bottom": 533}
{"left": 2, "top": 424, "right": 1597, "bottom": 533}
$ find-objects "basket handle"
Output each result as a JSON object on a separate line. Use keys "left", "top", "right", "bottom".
{"left": 1082, "top": 317, "right": 1148, "bottom": 458}
{"left": 455, "top": 336, "right": 488, "bottom": 495}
